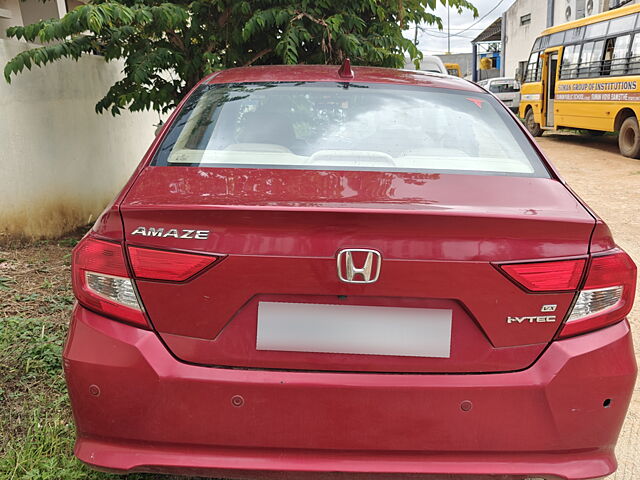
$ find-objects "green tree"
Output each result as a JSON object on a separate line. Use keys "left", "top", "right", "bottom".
{"left": 4, "top": 0, "right": 476, "bottom": 115}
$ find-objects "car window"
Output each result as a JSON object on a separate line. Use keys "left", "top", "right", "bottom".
{"left": 153, "top": 82, "right": 549, "bottom": 177}
{"left": 422, "top": 60, "right": 444, "bottom": 73}
{"left": 488, "top": 81, "right": 520, "bottom": 93}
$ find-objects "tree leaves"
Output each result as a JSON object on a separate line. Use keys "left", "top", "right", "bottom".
{"left": 4, "top": 0, "right": 477, "bottom": 114}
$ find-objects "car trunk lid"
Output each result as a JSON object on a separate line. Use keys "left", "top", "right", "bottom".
{"left": 120, "top": 167, "right": 595, "bottom": 373}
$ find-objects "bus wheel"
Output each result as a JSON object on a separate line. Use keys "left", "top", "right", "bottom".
{"left": 525, "top": 108, "right": 543, "bottom": 137}
{"left": 618, "top": 117, "right": 640, "bottom": 158}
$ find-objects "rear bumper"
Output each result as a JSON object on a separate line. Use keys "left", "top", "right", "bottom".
{"left": 63, "top": 306, "right": 637, "bottom": 480}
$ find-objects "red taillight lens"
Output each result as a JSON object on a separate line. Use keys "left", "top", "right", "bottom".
{"left": 583, "top": 252, "right": 633, "bottom": 289}
{"left": 127, "top": 246, "right": 219, "bottom": 281}
{"left": 559, "top": 250, "right": 636, "bottom": 338}
{"left": 72, "top": 236, "right": 148, "bottom": 328}
{"left": 499, "top": 258, "right": 586, "bottom": 292}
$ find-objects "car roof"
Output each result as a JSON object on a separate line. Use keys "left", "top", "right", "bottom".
{"left": 203, "top": 65, "right": 483, "bottom": 93}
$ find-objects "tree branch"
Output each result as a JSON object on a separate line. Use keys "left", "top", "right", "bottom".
{"left": 166, "top": 31, "right": 185, "bottom": 52}
{"left": 243, "top": 48, "right": 273, "bottom": 66}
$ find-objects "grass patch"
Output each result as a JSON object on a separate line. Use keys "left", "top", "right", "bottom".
{"left": 0, "top": 316, "right": 86, "bottom": 479}
{"left": 0, "top": 316, "right": 156, "bottom": 480}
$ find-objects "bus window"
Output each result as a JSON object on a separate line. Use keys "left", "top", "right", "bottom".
{"left": 602, "top": 38, "right": 615, "bottom": 75}
{"left": 524, "top": 52, "right": 542, "bottom": 83}
{"left": 445, "top": 64, "right": 462, "bottom": 77}
{"left": 586, "top": 21, "right": 609, "bottom": 39}
{"left": 608, "top": 14, "right": 637, "bottom": 35}
{"left": 548, "top": 31, "right": 565, "bottom": 46}
{"left": 566, "top": 26, "right": 586, "bottom": 43}
{"left": 540, "top": 36, "right": 550, "bottom": 49}
{"left": 579, "top": 40, "right": 605, "bottom": 77}
{"left": 610, "top": 35, "right": 631, "bottom": 75}
{"left": 560, "top": 44, "right": 581, "bottom": 79}
{"left": 629, "top": 34, "right": 640, "bottom": 74}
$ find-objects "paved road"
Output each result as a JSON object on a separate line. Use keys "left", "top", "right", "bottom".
{"left": 536, "top": 134, "right": 639, "bottom": 480}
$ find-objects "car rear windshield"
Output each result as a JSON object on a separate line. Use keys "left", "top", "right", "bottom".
{"left": 153, "top": 82, "right": 548, "bottom": 177}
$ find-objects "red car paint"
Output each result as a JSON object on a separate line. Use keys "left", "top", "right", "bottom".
{"left": 64, "top": 65, "right": 637, "bottom": 480}
{"left": 122, "top": 169, "right": 595, "bottom": 372}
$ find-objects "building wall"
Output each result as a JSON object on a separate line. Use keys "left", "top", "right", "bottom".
{"left": 19, "top": 0, "right": 60, "bottom": 27}
{"left": 503, "top": 0, "right": 550, "bottom": 79}
{"left": 0, "top": 0, "right": 25, "bottom": 37}
{"left": 0, "top": 39, "right": 158, "bottom": 238}
{"left": 553, "top": 0, "right": 604, "bottom": 27}
{"left": 0, "top": 0, "right": 68, "bottom": 39}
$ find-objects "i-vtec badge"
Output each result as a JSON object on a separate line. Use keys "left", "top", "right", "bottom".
{"left": 131, "top": 226, "right": 210, "bottom": 240}
{"left": 507, "top": 315, "right": 557, "bottom": 324}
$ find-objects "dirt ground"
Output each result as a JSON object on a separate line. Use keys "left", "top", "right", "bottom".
{"left": 536, "top": 133, "right": 640, "bottom": 480}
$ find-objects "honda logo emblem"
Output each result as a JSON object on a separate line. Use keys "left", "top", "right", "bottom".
{"left": 336, "top": 249, "right": 382, "bottom": 284}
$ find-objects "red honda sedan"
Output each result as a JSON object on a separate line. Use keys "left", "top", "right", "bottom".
{"left": 64, "top": 63, "right": 637, "bottom": 480}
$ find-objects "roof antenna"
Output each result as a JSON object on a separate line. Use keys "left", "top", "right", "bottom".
{"left": 338, "top": 58, "right": 354, "bottom": 79}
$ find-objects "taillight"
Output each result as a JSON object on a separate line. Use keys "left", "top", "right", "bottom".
{"left": 560, "top": 250, "right": 636, "bottom": 338}
{"left": 497, "top": 249, "right": 636, "bottom": 339}
{"left": 498, "top": 258, "right": 586, "bottom": 292}
{"left": 72, "top": 236, "right": 148, "bottom": 328}
{"left": 127, "top": 246, "right": 219, "bottom": 281}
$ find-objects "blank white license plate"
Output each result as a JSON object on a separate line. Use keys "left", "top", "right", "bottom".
{"left": 256, "top": 302, "right": 452, "bottom": 358}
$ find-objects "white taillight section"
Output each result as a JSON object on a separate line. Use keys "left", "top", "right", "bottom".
{"left": 85, "top": 272, "right": 142, "bottom": 311}
{"left": 567, "top": 286, "right": 623, "bottom": 322}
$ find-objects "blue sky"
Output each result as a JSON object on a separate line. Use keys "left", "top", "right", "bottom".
{"left": 406, "top": 0, "right": 514, "bottom": 54}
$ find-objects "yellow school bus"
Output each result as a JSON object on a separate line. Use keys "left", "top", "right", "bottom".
{"left": 445, "top": 63, "right": 462, "bottom": 77}
{"left": 520, "top": 3, "right": 640, "bottom": 158}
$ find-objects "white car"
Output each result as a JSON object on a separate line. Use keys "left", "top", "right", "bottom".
{"left": 404, "top": 55, "right": 447, "bottom": 75}
{"left": 478, "top": 77, "right": 521, "bottom": 112}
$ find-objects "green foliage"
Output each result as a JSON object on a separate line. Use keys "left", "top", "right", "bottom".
{"left": 4, "top": 0, "right": 476, "bottom": 115}
{"left": 0, "top": 276, "right": 14, "bottom": 290}
{"left": 0, "top": 316, "right": 66, "bottom": 384}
